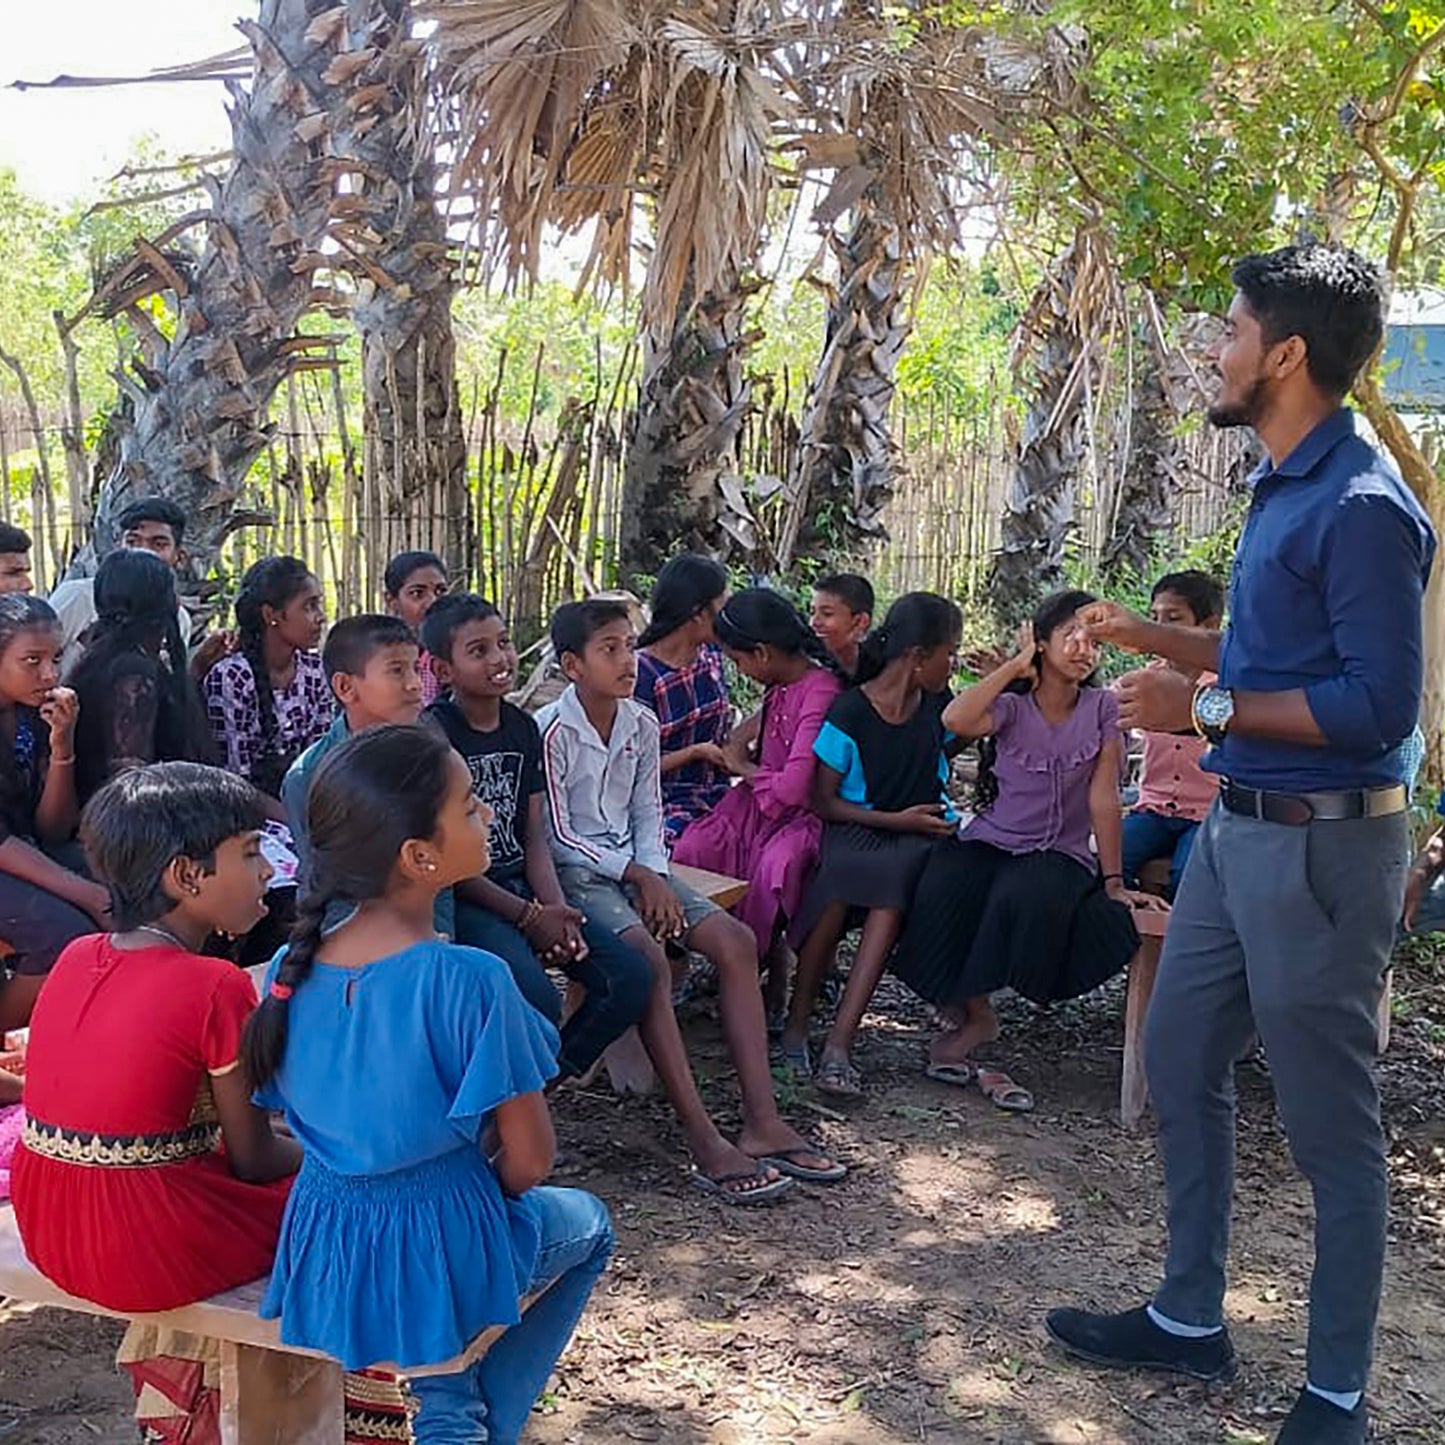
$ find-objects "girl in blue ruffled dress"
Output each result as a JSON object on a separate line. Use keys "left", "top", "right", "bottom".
{"left": 242, "top": 722, "right": 613, "bottom": 1445}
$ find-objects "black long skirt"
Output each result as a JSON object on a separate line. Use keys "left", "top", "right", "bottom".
{"left": 891, "top": 839, "right": 1139, "bottom": 1007}
{"left": 793, "top": 822, "right": 943, "bottom": 939}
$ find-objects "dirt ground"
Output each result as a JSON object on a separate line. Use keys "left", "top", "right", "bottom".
{"left": 3, "top": 946, "right": 1443, "bottom": 1445}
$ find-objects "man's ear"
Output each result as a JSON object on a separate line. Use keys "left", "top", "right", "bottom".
{"left": 331, "top": 672, "right": 358, "bottom": 708}
{"left": 174, "top": 546, "right": 190, "bottom": 571}
{"left": 431, "top": 654, "right": 455, "bottom": 687}
{"left": 559, "top": 649, "right": 582, "bottom": 683}
{"left": 1272, "top": 333, "right": 1309, "bottom": 382}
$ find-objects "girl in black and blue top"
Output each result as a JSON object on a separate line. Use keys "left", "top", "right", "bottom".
{"left": 782, "top": 592, "right": 963, "bottom": 1097}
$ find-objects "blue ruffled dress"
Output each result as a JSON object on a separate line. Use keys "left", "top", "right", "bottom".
{"left": 255, "top": 941, "right": 560, "bottom": 1370}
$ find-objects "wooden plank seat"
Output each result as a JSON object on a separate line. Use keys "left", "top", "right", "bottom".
{"left": 0, "top": 1205, "right": 544, "bottom": 1443}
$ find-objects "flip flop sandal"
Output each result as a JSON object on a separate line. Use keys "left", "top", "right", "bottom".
{"left": 814, "top": 1057, "right": 865, "bottom": 1099}
{"left": 753, "top": 1146, "right": 848, "bottom": 1183}
{"left": 690, "top": 1167, "right": 793, "bottom": 1206}
{"left": 976, "top": 1067, "right": 1034, "bottom": 1113}
{"left": 775, "top": 1038, "right": 812, "bottom": 1077}
{"left": 924, "top": 1060, "right": 977, "bottom": 1089}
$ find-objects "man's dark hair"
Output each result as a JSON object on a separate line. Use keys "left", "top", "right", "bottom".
{"left": 1152, "top": 569, "right": 1225, "bottom": 624}
{"left": 551, "top": 599, "right": 631, "bottom": 661}
{"left": 421, "top": 592, "right": 501, "bottom": 662}
{"left": 1231, "top": 245, "right": 1386, "bottom": 398}
{"left": 815, "top": 572, "right": 875, "bottom": 618}
{"left": 0, "top": 523, "right": 31, "bottom": 555}
{"left": 118, "top": 496, "right": 187, "bottom": 545}
{"left": 322, "top": 614, "right": 416, "bottom": 681}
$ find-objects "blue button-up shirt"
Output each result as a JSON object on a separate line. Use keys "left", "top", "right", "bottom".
{"left": 1208, "top": 408, "right": 1436, "bottom": 792}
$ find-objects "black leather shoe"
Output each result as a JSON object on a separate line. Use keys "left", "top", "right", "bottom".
{"left": 1275, "top": 1387, "right": 1367, "bottom": 1443}
{"left": 1044, "top": 1304, "right": 1236, "bottom": 1383}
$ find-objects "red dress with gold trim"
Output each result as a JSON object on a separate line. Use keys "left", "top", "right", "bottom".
{"left": 11, "top": 936, "right": 291, "bottom": 1310}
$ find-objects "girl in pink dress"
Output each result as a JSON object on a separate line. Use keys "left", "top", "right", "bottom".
{"left": 673, "top": 589, "right": 842, "bottom": 1023}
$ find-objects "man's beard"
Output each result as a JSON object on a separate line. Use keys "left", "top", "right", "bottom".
{"left": 1207, "top": 375, "right": 1267, "bottom": 430}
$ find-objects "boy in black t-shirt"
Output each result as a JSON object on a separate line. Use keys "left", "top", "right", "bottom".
{"left": 423, "top": 594, "right": 650, "bottom": 1080}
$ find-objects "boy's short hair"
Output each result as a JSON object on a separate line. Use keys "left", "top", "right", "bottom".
{"left": 81, "top": 761, "right": 266, "bottom": 929}
{"left": 0, "top": 523, "right": 32, "bottom": 555}
{"left": 551, "top": 599, "right": 631, "bottom": 661}
{"left": 815, "top": 573, "right": 875, "bottom": 617}
{"left": 323, "top": 614, "right": 416, "bottom": 681}
{"left": 420, "top": 592, "right": 501, "bottom": 662}
{"left": 118, "top": 496, "right": 187, "bottom": 544}
{"left": 1152, "top": 569, "right": 1225, "bottom": 623}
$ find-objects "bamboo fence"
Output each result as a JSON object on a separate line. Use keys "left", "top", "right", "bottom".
{"left": 0, "top": 338, "right": 1245, "bottom": 640}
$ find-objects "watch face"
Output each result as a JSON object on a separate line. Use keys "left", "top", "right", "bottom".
{"left": 1198, "top": 688, "right": 1232, "bottom": 728}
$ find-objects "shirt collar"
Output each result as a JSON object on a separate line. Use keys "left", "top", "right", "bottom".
{"left": 1247, "top": 407, "right": 1356, "bottom": 489}
{"left": 558, "top": 684, "right": 633, "bottom": 750}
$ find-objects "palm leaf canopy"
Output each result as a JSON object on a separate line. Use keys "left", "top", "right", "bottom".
{"left": 422, "top": 0, "right": 795, "bottom": 334}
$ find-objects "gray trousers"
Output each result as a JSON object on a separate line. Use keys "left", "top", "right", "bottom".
{"left": 1146, "top": 799, "right": 1408, "bottom": 1392}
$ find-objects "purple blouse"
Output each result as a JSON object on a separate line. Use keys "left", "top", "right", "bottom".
{"left": 964, "top": 687, "right": 1121, "bottom": 871}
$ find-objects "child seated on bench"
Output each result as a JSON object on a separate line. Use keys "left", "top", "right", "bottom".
{"left": 383, "top": 548, "right": 450, "bottom": 704}
{"left": 246, "top": 725, "right": 613, "bottom": 1445}
{"left": 69, "top": 549, "right": 215, "bottom": 805}
{"left": 423, "top": 593, "right": 650, "bottom": 1081}
{"left": 810, "top": 573, "right": 875, "bottom": 682}
{"left": 634, "top": 553, "right": 733, "bottom": 843}
{"left": 892, "top": 591, "right": 1147, "bottom": 1112}
{"left": 779, "top": 592, "right": 963, "bottom": 1097}
{"left": 0, "top": 594, "right": 110, "bottom": 1029}
{"left": 539, "top": 600, "right": 844, "bottom": 1201}
{"left": 1121, "top": 570, "right": 1224, "bottom": 900}
{"left": 673, "top": 588, "right": 842, "bottom": 1025}
{"left": 13, "top": 762, "right": 300, "bottom": 1435}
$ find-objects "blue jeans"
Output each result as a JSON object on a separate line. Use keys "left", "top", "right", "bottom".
{"left": 1121, "top": 810, "right": 1200, "bottom": 900}
{"left": 454, "top": 893, "right": 652, "bottom": 1078}
{"left": 407, "top": 1187, "right": 614, "bottom": 1444}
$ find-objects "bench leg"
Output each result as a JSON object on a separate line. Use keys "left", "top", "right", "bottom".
{"left": 602, "top": 1026, "right": 657, "bottom": 1095}
{"left": 219, "top": 1341, "right": 344, "bottom": 1445}
{"left": 1121, "top": 936, "right": 1162, "bottom": 1132}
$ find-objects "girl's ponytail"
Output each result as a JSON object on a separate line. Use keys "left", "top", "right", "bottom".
{"left": 715, "top": 588, "right": 844, "bottom": 677}
{"left": 852, "top": 592, "right": 963, "bottom": 688}
{"left": 240, "top": 888, "right": 328, "bottom": 1089}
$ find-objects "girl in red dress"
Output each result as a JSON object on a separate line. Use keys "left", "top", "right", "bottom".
{"left": 12, "top": 761, "right": 300, "bottom": 1441}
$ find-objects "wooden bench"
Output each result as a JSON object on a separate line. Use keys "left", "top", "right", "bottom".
{"left": 1119, "top": 860, "right": 1394, "bottom": 1131}
{"left": 0, "top": 1206, "right": 542, "bottom": 1443}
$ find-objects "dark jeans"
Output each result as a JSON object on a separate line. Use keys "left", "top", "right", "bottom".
{"left": 1147, "top": 800, "right": 1407, "bottom": 1392}
{"left": 454, "top": 883, "right": 651, "bottom": 1080}
{"left": 1121, "top": 810, "right": 1200, "bottom": 900}
{"left": 0, "top": 872, "right": 93, "bottom": 977}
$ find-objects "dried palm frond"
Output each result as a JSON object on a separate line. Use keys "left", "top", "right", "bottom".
{"left": 421, "top": 0, "right": 640, "bottom": 289}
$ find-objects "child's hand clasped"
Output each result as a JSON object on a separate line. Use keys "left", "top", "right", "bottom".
{"left": 524, "top": 902, "right": 590, "bottom": 963}
{"left": 896, "top": 802, "right": 958, "bottom": 839}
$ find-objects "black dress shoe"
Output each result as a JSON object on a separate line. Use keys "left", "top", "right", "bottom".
{"left": 1275, "top": 1387, "right": 1367, "bottom": 1444}
{"left": 1044, "top": 1304, "right": 1237, "bottom": 1383}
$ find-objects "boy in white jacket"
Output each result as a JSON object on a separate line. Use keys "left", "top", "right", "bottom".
{"left": 537, "top": 599, "right": 845, "bottom": 1202}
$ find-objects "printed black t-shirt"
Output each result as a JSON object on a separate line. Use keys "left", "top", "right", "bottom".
{"left": 426, "top": 698, "right": 544, "bottom": 881}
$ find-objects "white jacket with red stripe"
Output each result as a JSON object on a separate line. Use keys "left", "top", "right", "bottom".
{"left": 535, "top": 684, "right": 671, "bottom": 882}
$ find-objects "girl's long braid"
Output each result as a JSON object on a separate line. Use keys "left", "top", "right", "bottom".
{"left": 240, "top": 884, "right": 330, "bottom": 1089}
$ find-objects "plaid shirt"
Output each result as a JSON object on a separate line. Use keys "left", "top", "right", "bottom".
{"left": 635, "top": 645, "right": 730, "bottom": 841}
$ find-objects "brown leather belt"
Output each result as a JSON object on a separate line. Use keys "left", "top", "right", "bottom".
{"left": 1220, "top": 779, "right": 1407, "bottom": 826}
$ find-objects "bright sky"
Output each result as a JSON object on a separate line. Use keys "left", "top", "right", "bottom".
{"left": 0, "top": 0, "right": 239, "bottom": 206}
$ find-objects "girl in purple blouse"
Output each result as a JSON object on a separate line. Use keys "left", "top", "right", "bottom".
{"left": 893, "top": 590, "right": 1149, "bottom": 1112}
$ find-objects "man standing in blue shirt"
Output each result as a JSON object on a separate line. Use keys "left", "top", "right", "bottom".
{"left": 1045, "top": 246, "right": 1436, "bottom": 1445}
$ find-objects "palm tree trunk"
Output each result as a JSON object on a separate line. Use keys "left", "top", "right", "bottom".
{"left": 1101, "top": 309, "right": 1178, "bottom": 582}
{"left": 341, "top": 0, "right": 467, "bottom": 570}
{"left": 619, "top": 277, "right": 758, "bottom": 585}
{"left": 780, "top": 186, "right": 911, "bottom": 571}
{"left": 989, "top": 243, "right": 1088, "bottom": 628}
{"left": 87, "top": 0, "right": 361, "bottom": 574}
